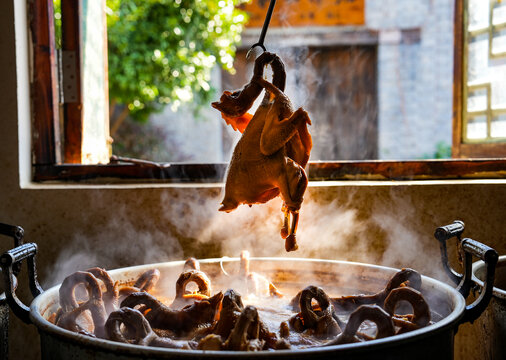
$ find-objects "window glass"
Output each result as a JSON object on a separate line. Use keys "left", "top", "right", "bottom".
{"left": 81, "top": 0, "right": 109, "bottom": 164}
{"left": 463, "top": 0, "right": 506, "bottom": 143}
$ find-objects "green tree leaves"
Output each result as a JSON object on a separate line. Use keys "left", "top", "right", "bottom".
{"left": 106, "top": 0, "right": 248, "bottom": 123}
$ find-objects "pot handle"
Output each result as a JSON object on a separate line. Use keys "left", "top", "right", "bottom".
{"left": 458, "top": 238, "right": 498, "bottom": 325}
{"left": 435, "top": 221, "right": 499, "bottom": 323}
{"left": 0, "top": 223, "right": 25, "bottom": 276}
{"left": 0, "top": 243, "right": 43, "bottom": 324}
{"left": 434, "top": 220, "right": 474, "bottom": 297}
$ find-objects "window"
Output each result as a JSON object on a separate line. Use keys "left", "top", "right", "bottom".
{"left": 453, "top": 0, "right": 506, "bottom": 157}
{"left": 31, "top": 0, "right": 506, "bottom": 183}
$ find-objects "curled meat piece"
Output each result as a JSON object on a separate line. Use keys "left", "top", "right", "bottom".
{"left": 121, "top": 291, "right": 223, "bottom": 336}
{"left": 289, "top": 286, "right": 341, "bottom": 338}
{"left": 171, "top": 269, "right": 212, "bottom": 308}
{"left": 383, "top": 286, "right": 431, "bottom": 333}
{"left": 183, "top": 257, "right": 200, "bottom": 271}
{"left": 238, "top": 250, "right": 282, "bottom": 297}
{"left": 56, "top": 304, "right": 93, "bottom": 335}
{"left": 327, "top": 305, "right": 395, "bottom": 345}
{"left": 213, "top": 289, "right": 244, "bottom": 339}
{"left": 197, "top": 334, "right": 224, "bottom": 350}
{"left": 118, "top": 286, "right": 142, "bottom": 300}
{"left": 198, "top": 305, "right": 279, "bottom": 351}
{"left": 213, "top": 288, "right": 279, "bottom": 349}
{"left": 57, "top": 271, "right": 107, "bottom": 338}
{"left": 105, "top": 308, "right": 188, "bottom": 349}
{"left": 117, "top": 268, "right": 161, "bottom": 303}
{"left": 86, "top": 267, "right": 119, "bottom": 314}
{"left": 298, "top": 268, "right": 421, "bottom": 312}
{"left": 224, "top": 305, "right": 264, "bottom": 351}
{"left": 133, "top": 269, "right": 160, "bottom": 293}
{"left": 279, "top": 321, "right": 290, "bottom": 338}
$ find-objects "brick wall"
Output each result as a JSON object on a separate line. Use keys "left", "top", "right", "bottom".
{"left": 367, "top": 0, "right": 455, "bottom": 159}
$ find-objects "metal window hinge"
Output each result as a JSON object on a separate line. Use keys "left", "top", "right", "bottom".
{"left": 60, "top": 50, "right": 79, "bottom": 103}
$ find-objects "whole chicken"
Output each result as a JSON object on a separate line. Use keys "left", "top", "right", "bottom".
{"left": 212, "top": 52, "right": 312, "bottom": 252}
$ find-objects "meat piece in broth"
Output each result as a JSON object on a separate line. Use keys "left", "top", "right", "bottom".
{"left": 239, "top": 250, "right": 282, "bottom": 297}
{"left": 121, "top": 291, "right": 223, "bottom": 337}
{"left": 57, "top": 271, "right": 108, "bottom": 338}
{"left": 105, "top": 307, "right": 190, "bottom": 349}
{"left": 171, "top": 269, "right": 212, "bottom": 308}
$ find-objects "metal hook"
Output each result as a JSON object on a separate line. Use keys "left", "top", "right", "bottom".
{"left": 246, "top": 0, "right": 277, "bottom": 60}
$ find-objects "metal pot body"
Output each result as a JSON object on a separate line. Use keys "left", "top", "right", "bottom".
{"left": 29, "top": 258, "right": 466, "bottom": 360}
{"left": 460, "top": 255, "right": 506, "bottom": 360}
{"left": 37, "top": 330, "right": 456, "bottom": 360}
{"left": 1, "top": 290, "right": 9, "bottom": 359}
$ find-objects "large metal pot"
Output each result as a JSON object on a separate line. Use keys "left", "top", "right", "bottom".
{"left": 458, "top": 255, "right": 506, "bottom": 360}
{"left": 0, "top": 221, "right": 498, "bottom": 360}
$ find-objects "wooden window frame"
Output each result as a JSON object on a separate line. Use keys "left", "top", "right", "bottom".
{"left": 452, "top": 0, "right": 506, "bottom": 157}
{"left": 30, "top": 0, "right": 506, "bottom": 184}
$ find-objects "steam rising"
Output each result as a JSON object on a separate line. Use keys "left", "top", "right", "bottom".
{"left": 46, "top": 213, "right": 184, "bottom": 287}
{"left": 48, "top": 186, "right": 445, "bottom": 288}
{"left": 48, "top": 43, "right": 442, "bottom": 289}
{"left": 370, "top": 195, "right": 442, "bottom": 278}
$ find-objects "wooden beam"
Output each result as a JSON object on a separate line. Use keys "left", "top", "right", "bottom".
{"left": 61, "top": 0, "right": 83, "bottom": 163}
{"left": 458, "top": 143, "right": 506, "bottom": 158}
{"left": 30, "top": 0, "right": 61, "bottom": 165}
{"left": 452, "top": 0, "right": 465, "bottom": 159}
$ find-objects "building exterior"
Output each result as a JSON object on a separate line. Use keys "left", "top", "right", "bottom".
{"left": 122, "top": 0, "right": 455, "bottom": 162}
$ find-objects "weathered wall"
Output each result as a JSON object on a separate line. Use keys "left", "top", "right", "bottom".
{"left": 1, "top": 1, "right": 505, "bottom": 359}
{"left": 367, "top": 0, "right": 455, "bottom": 159}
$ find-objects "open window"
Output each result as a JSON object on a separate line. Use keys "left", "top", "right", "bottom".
{"left": 30, "top": 0, "right": 506, "bottom": 183}
{"left": 453, "top": 0, "right": 506, "bottom": 157}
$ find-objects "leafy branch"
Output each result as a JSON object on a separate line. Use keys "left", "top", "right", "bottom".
{"left": 106, "top": 0, "right": 248, "bottom": 134}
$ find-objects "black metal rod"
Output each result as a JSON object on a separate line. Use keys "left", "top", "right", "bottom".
{"left": 258, "top": 0, "right": 276, "bottom": 46}
{"left": 434, "top": 220, "right": 464, "bottom": 242}
{"left": 0, "top": 223, "right": 24, "bottom": 276}
{"left": 246, "top": 0, "right": 277, "bottom": 59}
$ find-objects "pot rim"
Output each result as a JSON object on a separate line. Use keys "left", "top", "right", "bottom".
{"left": 472, "top": 254, "right": 506, "bottom": 300}
{"left": 30, "top": 257, "right": 466, "bottom": 357}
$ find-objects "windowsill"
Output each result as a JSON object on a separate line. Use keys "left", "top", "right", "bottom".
{"left": 22, "top": 177, "right": 506, "bottom": 190}
{"left": 26, "top": 158, "right": 506, "bottom": 189}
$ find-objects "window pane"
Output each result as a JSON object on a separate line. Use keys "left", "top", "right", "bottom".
{"left": 468, "top": 32, "right": 490, "bottom": 84}
{"left": 492, "top": 27, "right": 506, "bottom": 55}
{"left": 462, "top": 0, "right": 506, "bottom": 146}
{"left": 491, "top": 71, "right": 506, "bottom": 108}
{"left": 81, "top": 0, "right": 109, "bottom": 164}
{"left": 491, "top": 114, "right": 506, "bottom": 138}
{"left": 493, "top": 1, "right": 506, "bottom": 26}
{"left": 467, "top": 87, "right": 488, "bottom": 112}
{"left": 469, "top": 0, "right": 489, "bottom": 31}
{"left": 466, "top": 115, "right": 487, "bottom": 140}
